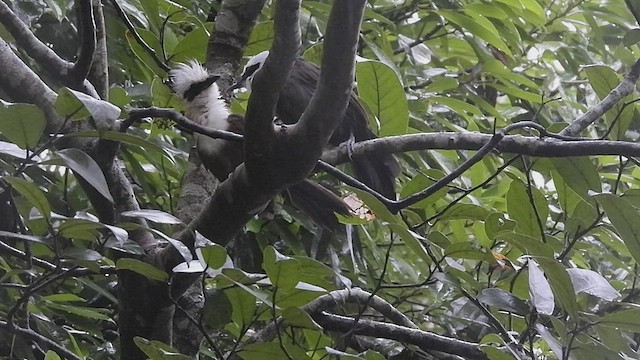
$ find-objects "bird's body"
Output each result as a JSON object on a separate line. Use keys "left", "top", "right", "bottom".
{"left": 235, "top": 51, "right": 399, "bottom": 198}
{"left": 170, "top": 61, "right": 350, "bottom": 231}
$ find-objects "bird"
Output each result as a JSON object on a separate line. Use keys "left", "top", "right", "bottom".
{"left": 228, "top": 50, "right": 400, "bottom": 199}
{"left": 169, "top": 60, "right": 351, "bottom": 232}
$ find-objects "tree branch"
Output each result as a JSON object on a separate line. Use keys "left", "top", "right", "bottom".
{"left": 71, "top": 0, "right": 97, "bottom": 86}
{"left": 296, "top": 0, "right": 367, "bottom": 160}
{"left": 0, "top": 38, "right": 62, "bottom": 130}
{"left": 243, "top": 0, "right": 302, "bottom": 189}
{"left": 88, "top": 0, "right": 109, "bottom": 99}
{"left": 560, "top": 59, "right": 640, "bottom": 137}
{"left": 312, "top": 312, "right": 488, "bottom": 360}
{"left": 0, "top": 1, "right": 72, "bottom": 75}
{"left": 0, "top": 320, "right": 84, "bottom": 360}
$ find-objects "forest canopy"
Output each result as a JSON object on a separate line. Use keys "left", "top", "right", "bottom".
{"left": 2, "top": 0, "right": 640, "bottom": 359}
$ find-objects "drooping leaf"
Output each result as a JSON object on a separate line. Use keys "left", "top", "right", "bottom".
{"left": 116, "top": 258, "right": 169, "bottom": 282}
{"left": 56, "top": 87, "right": 121, "bottom": 124}
{"left": 566, "top": 268, "right": 620, "bottom": 301}
{"left": 477, "top": 288, "right": 529, "bottom": 315}
{"left": 527, "top": 259, "right": 554, "bottom": 315}
{"left": 4, "top": 176, "right": 51, "bottom": 221}
{"left": 56, "top": 148, "right": 114, "bottom": 203}
{"left": 121, "top": 209, "right": 182, "bottom": 224}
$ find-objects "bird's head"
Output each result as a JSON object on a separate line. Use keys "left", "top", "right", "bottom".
{"left": 227, "top": 50, "right": 269, "bottom": 93}
{"left": 169, "top": 60, "right": 221, "bottom": 102}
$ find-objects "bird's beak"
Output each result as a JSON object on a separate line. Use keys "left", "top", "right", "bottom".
{"left": 225, "top": 73, "right": 249, "bottom": 94}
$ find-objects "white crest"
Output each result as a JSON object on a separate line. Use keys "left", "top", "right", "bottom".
{"left": 243, "top": 50, "right": 269, "bottom": 92}
{"left": 169, "top": 60, "right": 229, "bottom": 131}
{"left": 169, "top": 60, "right": 210, "bottom": 99}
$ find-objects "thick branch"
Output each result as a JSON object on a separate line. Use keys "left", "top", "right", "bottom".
{"left": 321, "top": 132, "right": 640, "bottom": 164}
{"left": 71, "top": 0, "right": 97, "bottom": 86}
{"left": 313, "top": 312, "right": 488, "bottom": 360}
{"left": 0, "top": 38, "right": 62, "bottom": 130}
{"left": 0, "top": 1, "right": 72, "bottom": 75}
{"left": 206, "top": 0, "right": 268, "bottom": 89}
{"left": 243, "top": 0, "right": 301, "bottom": 189}
{"left": 89, "top": 0, "right": 109, "bottom": 99}
{"left": 297, "top": 0, "right": 367, "bottom": 151}
{"left": 560, "top": 59, "right": 640, "bottom": 137}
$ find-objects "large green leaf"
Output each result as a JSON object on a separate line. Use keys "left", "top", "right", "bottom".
{"left": 4, "top": 176, "right": 51, "bottom": 220}
{"left": 356, "top": 60, "right": 409, "bottom": 136}
{"left": 56, "top": 87, "right": 121, "bottom": 124}
{"left": 0, "top": 101, "right": 46, "bottom": 149}
{"left": 56, "top": 148, "right": 114, "bottom": 203}
{"left": 116, "top": 258, "right": 169, "bottom": 282}
{"left": 595, "top": 194, "right": 640, "bottom": 265}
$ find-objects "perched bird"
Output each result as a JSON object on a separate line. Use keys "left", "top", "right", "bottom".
{"left": 229, "top": 51, "right": 400, "bottom": 199}
{"left": 169, "top": 61, "right": 350, "bottom": 231}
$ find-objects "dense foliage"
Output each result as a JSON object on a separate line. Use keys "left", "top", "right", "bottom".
{"left": 2, "top": 0, "right": 640, "bottom": 359}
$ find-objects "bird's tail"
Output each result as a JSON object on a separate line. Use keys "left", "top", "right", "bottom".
{"left": 351, "top": 123, "right": 401, "bottom": 199}
{"left": 284, "top": 180, "right": 351, "bottom": 232}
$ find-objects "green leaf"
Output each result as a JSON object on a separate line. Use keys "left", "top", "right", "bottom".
{"left": 506, "top": 180, "right": 548, "bottom": 237}
{"left": 121, "top": 209, "right": 182, "bottom": 224}
{"left": 56, "top": 148, "right": 114, "bottom": 203}
{"left": 439, "top": 11, "right": 513, "bottom": 58}
{"left": 600, "top": 309, "right": 640, "bottom": 332}
{"left": 495, "top": 231, "right": 554, "bottom": 257}
{"left": 246, "top": 21, "right": 273, "bottom": 56}
{"left": 4, "top": 176, "right": 51, "bottom": 220}
{"left": 623, "top": 29, "right": 640, "bottom": 47}
{"left": 356, "top": 60, "right": 409, "bottom": 136}
{"left": 263, "top": 246, "right": 301, "bottom": 290}
{"left": 116, "top": 258, "right": 169, "bottom": 282}
{"left": 550, "top": 157, "right": 601, "bottom": 202}
{"left": 282, "top": 307, "right": 322, "bottom": 330}
{"left": 225, "top": 287, "right": 257, "bottom": 328}
{"left": 44, "top": 350, "right": 62, "bottom": 360}
{"left": 0, "top": 101, "right": 46, "bottom": 149}
{"left": 45, "top": 302, "right": 111, "bottom": 320}
{"left": 42, "top": 293, "right": 85, "bottom": 302}
{"left": 198, "top": 245, "right": 228, "bottom": 269}
{"left": 583, "top": 65, "right": 633, "bottom": 139}
{"left": 55, "top": 87, "right": 121, "bottom": 123}
{"left": 171, "top": 26, "right": 209, "bottom": 62}
{"left": 595, "top": 194, "right": 640, "bottom": 265}
{"left": 202, "top": 289, "right": 233, "bottom": 329}
{"left": 536, "top": 258, "right": 578, "bottom": 319}
{"left": 238, "top": 342, "right": 311, "bottom": 360}
{"left": 477, "top": 288, "right": 529, "bottom": 315}
{"left": 134, "top": 337, "right": 192, "bottom": 360}
{"left": 63, "top": 130, "right": 165, "bottom": 153}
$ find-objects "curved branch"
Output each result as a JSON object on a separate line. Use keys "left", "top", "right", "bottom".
{"left": 295, "top": 0, "right": 367, "bottom": 162}
{"left": 243, "top": 0, "right": 301, "bottom": 184}
{"left": 0, "top": 38, "right": 62, "bottom": 130}
{"left": 0, "top": 1, "right": 72, "bottom": 75}
{"left": 71, "top": 0, "right": 97, "bottom": 85}
{"left": 0, "top": 320, "right": 84, "bottom": 360}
